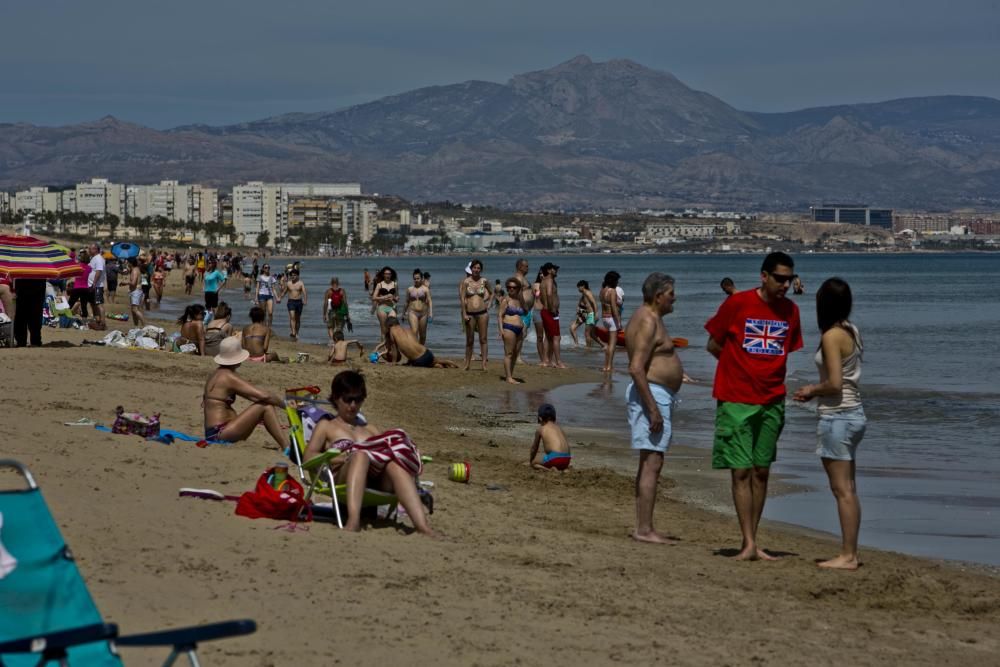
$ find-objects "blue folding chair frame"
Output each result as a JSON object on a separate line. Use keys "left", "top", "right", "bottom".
{"left": 0, "top": 460, "right": 256, "bottom": 666}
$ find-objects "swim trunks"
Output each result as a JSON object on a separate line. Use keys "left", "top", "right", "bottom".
{"left": 626, "top": 381, "right": 675, "bottom": 453}
{"left": 542, "top": 451, "right": 572, "bottom": 470}
{"left": 816, "top": 406, "right": 866, "bottom": 461}
{"left": 92, "top": 288, "right": 105, "bottom": 306}
{"left": 712, "top": 401, "right": 784, "bottom": 469}
{"left": 408, "top": 349, "right": 435, "bottom": 368}
{"left": 585, "top": 312, "right": 596, "bottom": 326}
{"left": 185, "top": 275, "right": 195, "bottom": 286}
{"left": 129, "top": 288, "right": 144, "bottom": 307}
{"left": 540, "top": 309, "right": 560, "bottom": 338}
{"left": 205, "top": 290, "right": 219, "bottom": 309}
{"left": 287, "top": 298, "right": 304, "bottom": 315}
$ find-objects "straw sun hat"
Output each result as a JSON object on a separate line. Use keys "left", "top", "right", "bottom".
{"left": 214, "top": 336, "right": 250, "bottom": 366}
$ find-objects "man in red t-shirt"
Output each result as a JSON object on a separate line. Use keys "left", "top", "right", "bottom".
{"left": 705, "top": 251, "right": 803, "bottom": 561}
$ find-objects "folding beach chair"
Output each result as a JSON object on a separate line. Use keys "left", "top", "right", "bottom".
{"left": 0, "top": 460, "right": 256, "bottom": 666}
{"left": 284, "top": 387, "right": 399, "bottom": 529}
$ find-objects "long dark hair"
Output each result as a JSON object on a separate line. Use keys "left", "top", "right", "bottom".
{"left": 815, "top": 277, "right": 858, "bottom": 351}
{"left": 177, "top": 304, "right": 205, "bottom": 325}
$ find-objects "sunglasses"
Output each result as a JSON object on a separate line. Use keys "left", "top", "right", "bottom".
{"left": 339, "top": 394, "right": 365, "bottom": 405}
{"left": 769, "top": 273, "right": 795, "bottom": 284}
{"left": 506, "top": 284, "right": 521, "bottom": 290}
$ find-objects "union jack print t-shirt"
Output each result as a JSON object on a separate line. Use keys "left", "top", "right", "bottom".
{"left": 705, "top": 289, "right": 803, "bottom": 404}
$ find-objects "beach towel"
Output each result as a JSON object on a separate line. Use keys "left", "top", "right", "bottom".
{"left": 95, "top": 424, "right": 232, "bottom": 446}
{"left": 0, "top": 512, "right": 16, "bottom": 579}
{"left": 331, "top": 429, "right": 423, "bottom": 477}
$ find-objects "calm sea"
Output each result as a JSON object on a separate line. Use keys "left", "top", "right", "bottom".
{"left": 163, "top": 252, "right": 1000, "bottom": 566}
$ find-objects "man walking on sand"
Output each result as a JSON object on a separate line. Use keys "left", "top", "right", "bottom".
{"left": 88, "top": 243, "right": 106, "bottom": 330}
{"left": 539, "top": 262, "right": 565, "bottom": 368}
{"left": 705, "top": 251, "right": 803, "bottom": 561}
{"left": 625, "top": 273, "right": 685, "bottom": 544}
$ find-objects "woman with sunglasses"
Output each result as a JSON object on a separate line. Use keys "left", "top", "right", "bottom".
{"left": 497, "top": 276, "right": 527, "bottom": 384}
{"left": 304, "top": 371, "right": 437, "bottom": 536}
{"left": 255, "top": 263, "right": 279, "bottom": 326}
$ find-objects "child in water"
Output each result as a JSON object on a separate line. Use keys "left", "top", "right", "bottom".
{"left": 529, "top": 404, "right": 572, "bottom": 471}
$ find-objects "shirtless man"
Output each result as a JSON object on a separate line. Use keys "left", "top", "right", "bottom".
{"left": 279, "top": 270, "right": 307, "bottom": 340}
{"left": 383, "top": 316, "right": 459, "bottom": 368}
{"left": 625, "top": 272, "right": 684, "bottom": 544}
{"left": 327, "top": 331, "right": 365, "bottom": 365}
{"left": 514, "top": 259, "right": 535, "bottom": 362}
{"left": 539, "top": 262, "right": 565, "bottom": 368}
{"left": 183, "top": 258, "right": 197, "bottom": 296}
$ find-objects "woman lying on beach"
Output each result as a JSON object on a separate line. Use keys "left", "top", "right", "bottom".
{"left": 204, "top": 302, "right": 235, "bottom": 358}
{"left": 793, "top": 278, "right": 866, "bottom": 570}
{"left": 203, "top": 337, "right": 287, "bottom": 446}
{"left": 497, "top": 276, "right": 526, "bottom": 384}
{"left": 242, "top": 305, "right": 282, "bottom": 363}
{"left": 304, "top": 371, "right": 437, "bottom": 536}
{"left": 177, "top": 304, "right": 206, "bottom": 355}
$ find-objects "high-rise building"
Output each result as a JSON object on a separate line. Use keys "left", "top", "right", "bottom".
{"left": 14, "top": 187, "right": 60, "bottom": 213}
{"left": 0, "top": 192, "right": 9, "bottom": 216}
{"left": 232, "top": 181, "right": 362, "bottom": 246}
{"left": 75, "top": 179, "right": 125, "bottom": 219}
{"left": 127, "top": 181, "right": 219, "bottom": 223}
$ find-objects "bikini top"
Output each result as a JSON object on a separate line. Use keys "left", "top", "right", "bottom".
{"left": 465, "top": 280, "right": 487, "bottom": 297}
{"left": 377, "top": 282, "right": 397, "bottom": 297}
{"left": 409, "top": 286, "right": 428, "bottom": 300}
{"left": 504, "top": 305, "right": 526, "bottom": 316}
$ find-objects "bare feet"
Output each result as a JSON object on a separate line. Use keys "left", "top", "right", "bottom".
{"left": 554, "top": 362, "right": 567, "bottom": 369}
{"left": 538, "top": 361, "right": 550, "bottom": 367}
{"left": 733, "top": 545, "right": 779, "bottom": 561}
{"left": 631, "top": 530, "right": 679, "bottom": 545}
{"left": 600, "top": 366, "right": 611, "bottom": 373}
{"left": 505, "top": 377, "right": 518, "bottom": 384}
{"left": 818, "top": 554, "right": 860, "bottom": 570}
{"left": 756, "top": 547, "right": 779, "bottom": 561}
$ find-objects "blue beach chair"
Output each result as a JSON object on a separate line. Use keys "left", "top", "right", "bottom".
{"left": 0, "top": 460, "right": 256, "bottom": 666}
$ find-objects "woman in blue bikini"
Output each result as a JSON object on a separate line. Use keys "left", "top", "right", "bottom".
{"left": 497, "top": 276, "right": 527, "bottom": 384}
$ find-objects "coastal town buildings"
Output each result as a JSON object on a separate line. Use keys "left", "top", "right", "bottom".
{"left": 232, "top": 181, "right": 367, "bottom": 246}
{"left": 811, "top": 204, "right": 893, "bottom": 228}
{"left": 126, "top": 181, "right": 219, "bottom": 224}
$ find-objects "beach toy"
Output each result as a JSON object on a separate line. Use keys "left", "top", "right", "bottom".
{"left": 369, "top": 352, "right": 379, "bottom": 363}
{"left": 270, "top": 463, "right": 289, "bottom": 490}
{"left": 296, "top": 352, "right": 310, "bottom": 363}
{"left": 448, "top": 462, "right": 471, "bottom": 483}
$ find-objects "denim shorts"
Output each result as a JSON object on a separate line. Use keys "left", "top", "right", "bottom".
{"left": 816, "top": 407, "right": 866, "bottom": 461}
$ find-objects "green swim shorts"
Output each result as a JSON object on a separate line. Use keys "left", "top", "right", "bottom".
{"left": 712, "top": 401, "right": 785, "bottom": 470}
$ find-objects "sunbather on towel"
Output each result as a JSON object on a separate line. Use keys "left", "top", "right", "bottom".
{"left": 304, "top": 370, "right": 437, "bottom": 536}
{"left": 203, "top": 337, "right": 287, "bottom": 448}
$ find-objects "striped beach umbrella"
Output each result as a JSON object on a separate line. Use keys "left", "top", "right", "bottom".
{"left": 0, "top": 235, "right": 84, "bottom": 280}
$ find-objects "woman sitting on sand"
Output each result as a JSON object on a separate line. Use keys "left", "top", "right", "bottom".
{"left": 203, "top": 337, "right": 287, "bottom": 446}
{"left": 497, "top": 276, "right": 526, "bottom": 384}
{"left": 204, "top": 302, "right": 235, "bottom": 358}
{"left": 304, "top": 370, "right": 436, "bottom": 536}
{"left": 242, "top": 305, "right": 282, "bottom": 363}
{"left": 177, "top": 304, "right": 207, "bottom": 355}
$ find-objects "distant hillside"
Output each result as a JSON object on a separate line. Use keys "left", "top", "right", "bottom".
{"left": 3, "top": 56, "right": 1000, "bottom": 210}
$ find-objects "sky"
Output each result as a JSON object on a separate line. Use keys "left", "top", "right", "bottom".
{"left": 1, "top": 0, "right": 998, "bottom": 129}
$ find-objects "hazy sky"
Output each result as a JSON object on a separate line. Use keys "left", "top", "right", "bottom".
{"left": 2, "top": 0, "right": 998, "bottom": 128}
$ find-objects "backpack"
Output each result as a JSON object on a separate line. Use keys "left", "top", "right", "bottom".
{"left": 330, "top": 288, "right": 344, "bottom": 308}
{"left": 235, "top": 468, "right": 311, "bottom": 522}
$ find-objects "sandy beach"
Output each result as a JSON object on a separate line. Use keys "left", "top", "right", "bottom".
{"left": 2, "top": 270, "right": 999, "bottom": 666}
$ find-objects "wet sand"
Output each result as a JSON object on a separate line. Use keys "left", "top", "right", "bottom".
{"left": 1, "top": 271, "right": 998, "bottom": 666}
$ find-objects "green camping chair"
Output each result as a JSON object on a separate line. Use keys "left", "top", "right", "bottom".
{"left": 284, "top": 391, "right": 398, "bottom": 529}
{"left": 0, "top": 460, "right": 256, "bottom": 666}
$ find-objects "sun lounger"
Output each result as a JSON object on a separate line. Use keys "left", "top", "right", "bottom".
{"left": 0, "top": 460, "right": 256, "bottom": 666}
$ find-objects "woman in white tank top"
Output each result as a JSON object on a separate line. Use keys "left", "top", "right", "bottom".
{"left": 793, "top": 278, "right": 866, "bottom": 571}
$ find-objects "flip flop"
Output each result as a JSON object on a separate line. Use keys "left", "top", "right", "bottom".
{"left": 63, "top": 417, "right": 98, "bottom": 426}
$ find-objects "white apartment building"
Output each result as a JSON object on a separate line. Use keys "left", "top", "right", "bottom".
{"left": 343, "top": 200, "right": 377, "bottom": 243}
{"left": 232, "top": 182, "right": 363, "bottom": 246}
{"left": 74, "top": 178, "right": 125, "bottom": 219}
{"left": 0, "top": 192, "right": 9, "bottom": 215}
{"left": 14, "top": 187, "right": 61, "bottom": 213}
{"left": 127, "top": 181, "right": 219, "bottom": 223}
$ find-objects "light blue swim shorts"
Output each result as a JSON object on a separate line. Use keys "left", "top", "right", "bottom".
{"left": 625, "top": 382, "right": 675, "bottom": 453}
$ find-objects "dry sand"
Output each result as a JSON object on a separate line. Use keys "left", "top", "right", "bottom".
{"left": 2, "top": 270, "right": 999, "bottom": 666}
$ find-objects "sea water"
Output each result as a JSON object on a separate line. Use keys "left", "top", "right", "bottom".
{"left": 162, "top": 252, "right": 1000, "bottom": 565}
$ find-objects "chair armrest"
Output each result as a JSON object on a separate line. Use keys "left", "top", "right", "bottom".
{"left": 302, "top": 449, "right": 341, "bottom": 471}
{"left": 0, "top": 623, "right": 118, "bottom": 654}
{"left": 117, "top": 619, "right": 256, "bottom": 648}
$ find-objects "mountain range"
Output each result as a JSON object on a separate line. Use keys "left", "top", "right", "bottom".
{"left": 2, "top": 55, "right": 999, "bottom": 211}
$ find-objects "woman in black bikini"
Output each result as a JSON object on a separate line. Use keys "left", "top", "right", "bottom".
{"left": 459, "top": 259, "right": 492, "bottom": 371}
{"left": 497, "top": 276, "right": 527, "bottom": 384}
{"left": 371, "top": 266, "right": 398, "bottom": 337}
{"left": 202, "top": 337, "right": 287, "bottom": 446}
